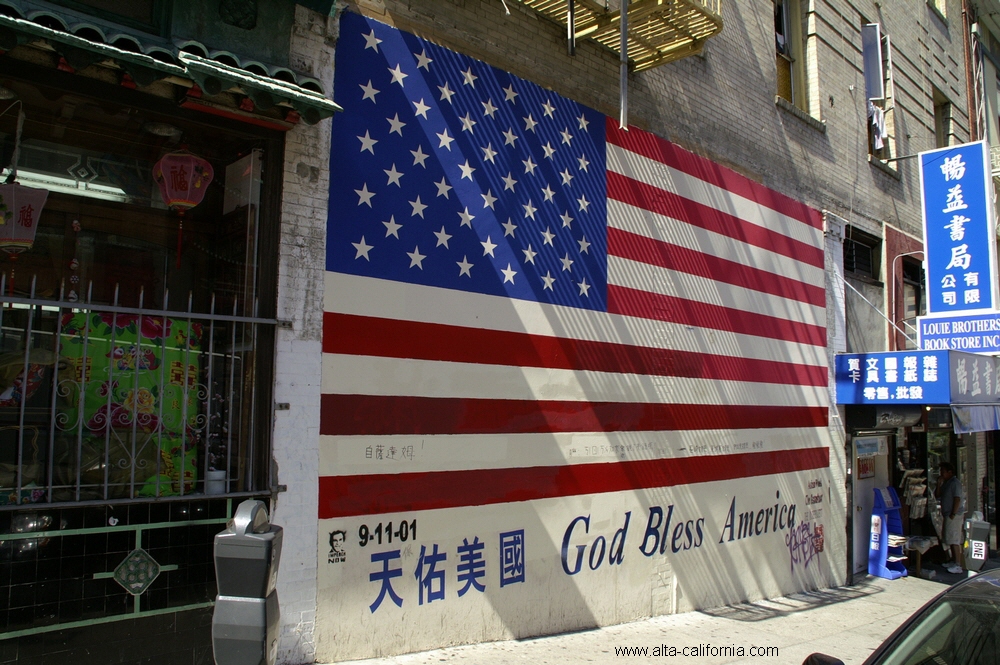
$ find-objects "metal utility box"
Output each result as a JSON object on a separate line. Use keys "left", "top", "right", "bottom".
{"left": 212, "top": 500, "right": 282, "bottom": 665}
{"left": 964, "top": 518, "right": 991, "bottom": 572}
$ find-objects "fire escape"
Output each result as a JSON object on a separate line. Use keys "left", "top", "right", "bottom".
{"left": 515, "top": 0, "right": 723, "bottom": 70}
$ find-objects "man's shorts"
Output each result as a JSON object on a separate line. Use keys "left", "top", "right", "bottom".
{"left": 943, "top": 514, "right": 964, "bottom": 546}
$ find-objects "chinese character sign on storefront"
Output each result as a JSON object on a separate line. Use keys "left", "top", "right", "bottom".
{"left": 920, "top": 141, "right": 998, "bottom": 314}
{"left": 835, "top": 351, "right": 951, "bottom": 404}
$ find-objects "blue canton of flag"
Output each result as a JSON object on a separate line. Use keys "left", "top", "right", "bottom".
{"left": 328, "top": 12, "right": 608, "bottom": 310}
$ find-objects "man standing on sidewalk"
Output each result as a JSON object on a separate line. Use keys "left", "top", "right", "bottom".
{"left": 936, "top": 462, "right": 965, "bottom": 574}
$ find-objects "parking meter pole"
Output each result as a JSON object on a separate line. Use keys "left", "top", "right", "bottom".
{"left": 212, "top": 500, "right": 283, "bottom": 665}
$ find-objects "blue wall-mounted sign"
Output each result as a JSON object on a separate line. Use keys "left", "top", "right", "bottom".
{"left": 836, "top": 350, "right": 1000, "bottom": 405}
{"left": 918, "top": 312, "right": 1000, "bottom": 354}
{"left": 836, "top": 351, "right": 951, "bottom": 404}
{"left": 949, "top": 353, "right": 1000, "bottom": 404}
{"left": 919, "top": 141, "right": 998, "bottom": 314}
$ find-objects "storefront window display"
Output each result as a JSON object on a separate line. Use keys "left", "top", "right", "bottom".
{"left": 987, "top": 444, "right": 996, "bottom": 523}
{"left": 894, "top": 428, "right": 957, "bottom": 538}
{"left": 0, "top": 74, "right": 278, "bottom": 505}
{"left": 926, "top": 430, "right": 952, "bottom": 491}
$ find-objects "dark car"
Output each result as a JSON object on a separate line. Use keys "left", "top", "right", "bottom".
{"left": 805, "top": 569, "right": 1000, "bottom": 665}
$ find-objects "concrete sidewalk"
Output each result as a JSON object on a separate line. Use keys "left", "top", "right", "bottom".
{"left": 332, "top": 574, "right": 952, "bottom": 665}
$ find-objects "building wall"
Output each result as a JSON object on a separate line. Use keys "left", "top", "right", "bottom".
{"left": 272, "top": 6, "right": 335, "bottom": 664}
{"left": 308, "top": 1, "right": 848, "bottom": 661}
{"left": 271, "top": 0, "right": 970, "bottom": 661}
{"left": 824, "top": 211, "right": 849, "bottom": 585}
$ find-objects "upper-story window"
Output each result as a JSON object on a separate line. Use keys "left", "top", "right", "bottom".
{"left": 928, "top": 0, "right": 947, "bottom": 22}
{"left": 863, "top": 22, "right": 896, "bottom": 161}
{"left": 901, "top": 258, "right": 925, "bottom": 349}
{"left": 933, "top": 87, "right": 952, "bottom": 148}
{"left": 775, "top": 0, "right": 804, "bottom": 109}
{"left": 844, "top": 226, "right": 881, "bottom": 280}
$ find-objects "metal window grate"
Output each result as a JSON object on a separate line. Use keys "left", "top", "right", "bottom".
{"left": 844, "top": 237, "right": 875, "bottom": 278}
{"left": 0, "top": 275, "right": 275, "bottom": 508}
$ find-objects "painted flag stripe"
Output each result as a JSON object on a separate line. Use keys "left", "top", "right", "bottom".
{"left": 606, "top": 285, "right": 828, "bottom": 346}
{"left": 322, "top": 313, "right": 828, "bottom": 385}
{"left": 606, "top": 198, "right": 825, "bottom": 295}
{"left": 608, "top": 227, "right": 825, "bottom": 307}
{"left": 608, "top": 199, "right": 826, "bottom": 294}
{"left": 606, "top": 120, "right": 824, "bottom": 231}
{"left": 319, "top": 394, "right": 829, "bottom": 436}
{"left": 317, "top": 446, "right": 831, "bottom": 518}
{"left": 607, "top": 171, "right": 825, "bottom": 269}
{"left": 325, "top": 273, "right": 829, "bottom": 367}
{"left": 318, "top": 428, "right": 833, "bottom": 476}
{"left": 606, "top": 143, "right": 823, "bottom": 249}
{"left": 323, "top": 355, "right": 828, "bottom": 406}
{"left": 609, "top": 255, "right": 824, "bottom": 327}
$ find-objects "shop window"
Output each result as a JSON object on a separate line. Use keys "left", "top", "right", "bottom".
{"left": 0, "top": 75, "right": 278, "bottom": 506}
{"left": 844, "top": 226, "right": 882, "bottom": 280}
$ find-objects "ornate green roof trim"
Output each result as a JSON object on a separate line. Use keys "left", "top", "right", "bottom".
{"left": 179, "top": 52, "right": 340, "bottom": 124}
{"left": 0, "top": 13, "right": 184, "bottom": 85}
{"left": 0, "top": 12, "right": 339, "bottom": 124}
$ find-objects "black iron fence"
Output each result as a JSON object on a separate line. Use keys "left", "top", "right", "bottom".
{"left": 0, "top": 276, "right": 275, "bottom": 508}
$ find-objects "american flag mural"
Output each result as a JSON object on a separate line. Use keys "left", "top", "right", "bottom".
{"left": 317, "top": 12, "right": 835, "bottom": 658}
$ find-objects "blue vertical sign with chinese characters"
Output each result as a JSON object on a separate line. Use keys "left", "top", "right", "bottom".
{"left": 920, "top": 141, "right": 998, "bottom": 314}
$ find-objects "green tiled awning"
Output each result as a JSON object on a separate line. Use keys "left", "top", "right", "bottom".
{"left": 0, "top": 13, "right": 340, "bottom": 125}
{"left": 0, "top": 14, "right": 184, "bottom": 85}
{"left": 179, "top": 52, "right": 340, "bottom": 125}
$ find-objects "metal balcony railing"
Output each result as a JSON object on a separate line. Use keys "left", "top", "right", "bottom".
{"left": 517, "top": 0, "right": 724, "bottom": 70}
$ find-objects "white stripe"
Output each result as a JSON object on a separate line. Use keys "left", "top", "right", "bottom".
{"left": 325, "top": 272, "right": 828, "bottom": 367}
{"left": 607, "top": 198, "right": 825, "bottom": 286}
{"left": 322, "top": 354, "right": 828, "bottom": 406}
{"left": 318, "top": 427, "right": 831, "bottom": 476}
{"left": 609, "top": 255, "right": 825, "bottom": 326}
{"left": 607, "top": 143, "right": 824, "bottom": 249}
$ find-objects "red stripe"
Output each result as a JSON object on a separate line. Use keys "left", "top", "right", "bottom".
{"left": 608, "top": 227, "right": 825, "bottom": 307}
{"left": 320, "top": 394, "right": 828, "bottom": 436}
{"left": 318, "top": 446, "right": 830, "bottom": 518}
{"left": 607, "top": 171, "right": 824, "bottom": 269}
{"left": 323, "top": 313, "right": 828, "bottom": 386}
{"left": 607, "top": 285, "right": 827, "bottom": 347}
{"left": 606, "top": 118, "right": 823, "bottom": 231}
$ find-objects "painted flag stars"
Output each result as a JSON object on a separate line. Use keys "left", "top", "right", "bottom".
{"left": 329, "top": 12, "right": 608, "bottom": 310}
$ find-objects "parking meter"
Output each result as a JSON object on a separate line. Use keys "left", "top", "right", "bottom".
{"left": 212, "top": 500, "right": 282, "bottom": 665}
{"left": 964, "top": 517, "right": 990, "bottom": 572}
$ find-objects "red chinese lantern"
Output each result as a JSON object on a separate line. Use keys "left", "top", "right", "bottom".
{"left": 0, "top": 183, "right": 49, "bottom": 294}
{"left": 153, "top": 151, "right": 214, "bottom": 268}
